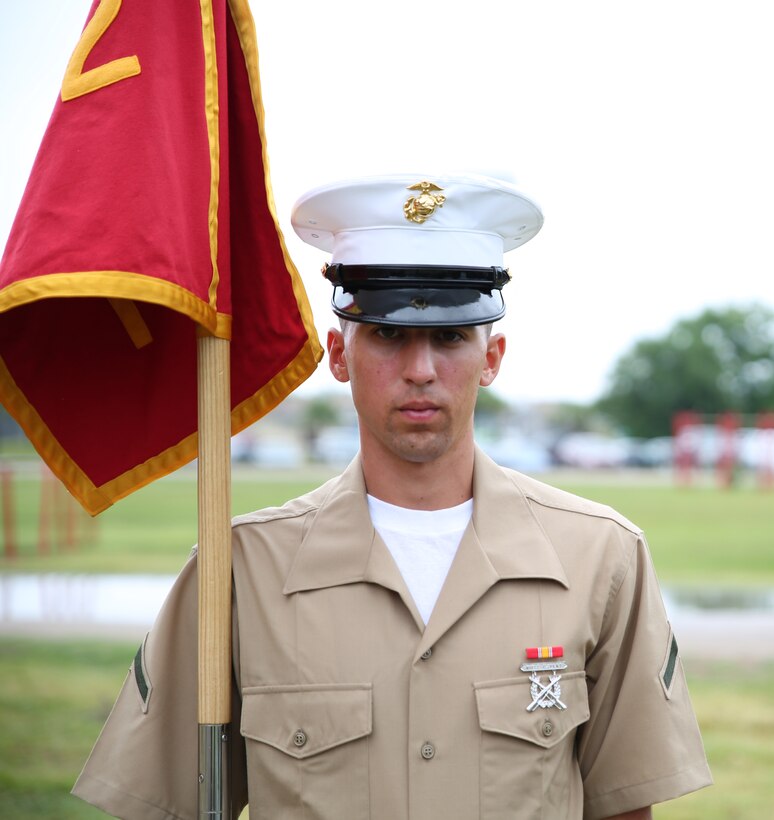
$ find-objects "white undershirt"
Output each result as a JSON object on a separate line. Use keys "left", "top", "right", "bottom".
{"left": 367, "top": 495, "right": 473, "bottom": 624}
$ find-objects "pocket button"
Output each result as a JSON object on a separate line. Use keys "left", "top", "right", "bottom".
{"left": 293, "top": 730, "right": 308, "bottom": 748}
{"left": 541, "top": 721, "right": 554, "bottom": 738}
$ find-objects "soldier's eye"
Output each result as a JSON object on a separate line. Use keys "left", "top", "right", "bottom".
{"left": 436, "top": 329, "right": 464, "bottom": 343}
{"left": 374, "top": 326, "right": 400, "bottom": 340}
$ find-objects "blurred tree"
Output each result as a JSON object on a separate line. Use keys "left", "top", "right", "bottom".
{"left": 474, "top": 387, "right": 510, "bottom": 423}
{"left": 301, "top": 395, "right": 340, "bottom": 452}
{"left": 544, "top": 402, "right": 613, "bottom": 436}
{"left": 597, "top": 304, "right": 774, "bottom": 437}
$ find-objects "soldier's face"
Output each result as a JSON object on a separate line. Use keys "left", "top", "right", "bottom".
{"left": 327, "top": 322, "right": 505, "bottom": 465}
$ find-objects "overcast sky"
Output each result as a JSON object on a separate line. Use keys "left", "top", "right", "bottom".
{"left": 1, "top": 0, "right": 772, "bottom": 404}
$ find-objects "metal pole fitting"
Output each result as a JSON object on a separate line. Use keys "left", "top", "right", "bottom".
{"left": 198, "top": 723, "right": 230, "bottom": 819}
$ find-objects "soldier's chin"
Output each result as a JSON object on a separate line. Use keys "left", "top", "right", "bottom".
{"left": 389, "top": 433, "right": 452, "bottom": 464}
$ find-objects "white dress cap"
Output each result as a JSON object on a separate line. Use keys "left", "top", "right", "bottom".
{"left": 291, "top": 172, "right": 543, "bottom": 267}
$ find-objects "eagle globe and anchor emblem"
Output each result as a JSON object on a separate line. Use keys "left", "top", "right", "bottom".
{"left": 403, "top": 181, "right": 446, "bottom": 223}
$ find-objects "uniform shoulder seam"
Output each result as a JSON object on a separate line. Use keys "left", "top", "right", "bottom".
{"left": 231, "top": 503, "right": 320, "bottom": 529}
{"left": 500, "top": 468, "right": 642, "bottom": 535}
{"left": 524, "top": 493, "right": 642, "bottom": 535}
{"left": 229, "top": 473, "right": 342, "bottom": 529}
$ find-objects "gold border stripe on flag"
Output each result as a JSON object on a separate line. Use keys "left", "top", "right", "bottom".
{"left": 199, "top": 0, "right": 222, "bottom": 314}
{"left": 227, "top": 0, "right": 321, "bottom": 340}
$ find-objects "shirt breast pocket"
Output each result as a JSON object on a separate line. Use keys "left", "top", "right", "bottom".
{"left": 474, "top": 672, "right": 589, "bottom": 819}
{"left": 240, "top": 683, "right": 372, "bottom": 820}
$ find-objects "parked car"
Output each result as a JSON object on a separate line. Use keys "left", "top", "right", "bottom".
{"left": 231, "top": 432, "right": 304, "bottom": 467}
{"left": 553, "top": 433, "right": 631, "bottom": 469}
{"left": 313, "top": 427, "right": 360, "bottom": 465}
{"left": 480, "top": 433, "right": 552, "bottom": 473}
{"left": 628, "top": 437, "right": 674, "bottom": 468}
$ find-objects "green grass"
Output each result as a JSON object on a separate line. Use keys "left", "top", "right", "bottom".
{"left": 0, "top": 639, "right": 136, "bottom": 819}
{"left": 0, "top": 466, "right": 333, "bottom": 574}
{"left": 2, "top": 465, "right": 772, "bottom": 584}
{"left": 0, "top": 639, "right": 770, "bottom": 819}
{"left": 555, "top": 481, "right": 774, "bottom": 586}
{"left": 655, "top": 660, "right": 774, "bottom": 819}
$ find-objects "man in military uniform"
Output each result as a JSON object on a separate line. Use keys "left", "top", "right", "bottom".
{"left": 73, "top": 173, "right": 712, "bottom": 819}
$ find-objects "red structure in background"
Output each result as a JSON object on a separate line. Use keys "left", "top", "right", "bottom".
{"left": 1, "top": 462, "right": 17, "bottom": 558}
{"left": 0, "top": 462, "right": 97, "bottom": 559}
{"left": 38, "top": 465, "right": 95, "bottom": 554}
{"left": 757, "top": 412, "right": 774, "bottom": 489}
{"left": 716, "top": 412, "right": 741, "bottom": 488}
{"left": 672, "top": 410, "right": 774, "bottom": 488}
{"left": 672, "top": 411, "right": 702, "bottom": 486}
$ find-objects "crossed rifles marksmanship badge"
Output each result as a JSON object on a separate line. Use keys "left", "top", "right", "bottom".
{"left": 521, "top": 646, "right": 567, "bottom": 712}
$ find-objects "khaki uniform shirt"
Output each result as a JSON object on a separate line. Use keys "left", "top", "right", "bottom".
{"left": 74, "top": 449, "right": 711, "bottom": 819}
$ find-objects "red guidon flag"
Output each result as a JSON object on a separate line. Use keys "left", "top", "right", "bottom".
{"left": 0, "top": 0, "right": 322, "bottom": 514}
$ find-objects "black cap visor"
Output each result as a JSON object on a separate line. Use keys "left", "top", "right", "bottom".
{"left": 326, "top": 264, "right": 508, "bottom": 327}
{"left": 332, "top": 286, "right": 505, "bottom": 326}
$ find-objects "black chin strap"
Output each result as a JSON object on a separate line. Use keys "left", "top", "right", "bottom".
{"left": 322, "top": 263, "right": 511, "bottom": 290}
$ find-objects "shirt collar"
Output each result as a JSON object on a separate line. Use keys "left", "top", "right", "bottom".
{"left": 470, "top": 447, "right": 569, "bottom": 587}
{"left": 283, "top": 446, "right": 569, "bottom": 595}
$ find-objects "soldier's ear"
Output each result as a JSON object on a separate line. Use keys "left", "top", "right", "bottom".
{"left": 479, "top": 332, "right": 505, "bottom": 387}
{"left": 327, "top": 328, "right": 350, "bottom": 383}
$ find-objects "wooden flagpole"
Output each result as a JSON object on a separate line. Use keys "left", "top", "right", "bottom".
{"left": 196, "top": 332, "right": 232, "bottom": 819}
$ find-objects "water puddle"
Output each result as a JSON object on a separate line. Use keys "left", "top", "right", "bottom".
{"left": 665, "top": 587, "right": 774, "bottom": 611}
{"left": 1, "top": 575, "right": 773, "bottom": 657}
{"left": 0, "top": 574, "right": 175, "bottom": 628}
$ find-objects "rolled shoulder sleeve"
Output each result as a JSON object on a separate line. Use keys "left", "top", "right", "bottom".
{"left": 72, "top": 553, "right": 247, "bottom": 820}
{"left": 578, "top": 535, "right": 712, "bottom": 819}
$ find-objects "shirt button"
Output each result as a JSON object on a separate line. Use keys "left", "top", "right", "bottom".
{"left": 541, "top": 721, "right": 554, "bottom": 738}
{"left": 420, "top": 743, "right": 436, "bottom": 760}
{"left": 420, "top": 648, "right": 433, "bottom": 660}
{"left": 293, "top": 730, "right": 307, "bottom": 748}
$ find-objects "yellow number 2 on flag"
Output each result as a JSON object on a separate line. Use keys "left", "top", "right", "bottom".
{"left": 61, "top": 0, "right": 141, "bottom": 102}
